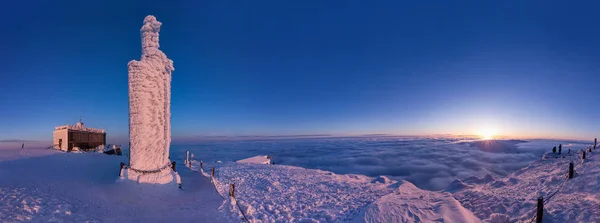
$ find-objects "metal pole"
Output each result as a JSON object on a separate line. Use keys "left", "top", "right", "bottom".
{"left": 119, "top": 162, "right": 125, "bottom": 177}
{"left": 185, "top": 150, "right": 189, "bottom": 165}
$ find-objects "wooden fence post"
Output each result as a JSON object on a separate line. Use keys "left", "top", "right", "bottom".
{"left": 212, "top": 167, "right": 215, "bottom": 178}
{"left": 569, "top": 162, "right": 574, "bottom": 179}
{"left": 200, "top": 162, "right": 203, "bottom": 170}
{"left": 119, "top": 162, "right": 125, "bottom": 177}
{"left": 583, "top": 151, "right": 586, "bottom": 160}
{"left": 536, "top": 197, "right": 543, "bottom": 223}
{"left": 172, "top": 161, "right": 177, "bottom": 172}
{"left": 230, "top": 183, "right": 235, "bottom": 197}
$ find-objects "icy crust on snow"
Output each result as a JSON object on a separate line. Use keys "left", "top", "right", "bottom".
{"left": 237, "top": 155, "right": 271, "bottom": 164}
{"left": 362, "top": 181, "right": 480, "bottom": 223}
{"left": 128, "top": 15, "right": 174, "bottom": 172}
{"left": 453, "top": 149, "right": 600, "bottom": 222}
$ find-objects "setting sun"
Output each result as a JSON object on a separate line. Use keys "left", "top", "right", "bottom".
{"left": 478, "top": 129, "right": 496, "bottom": 140}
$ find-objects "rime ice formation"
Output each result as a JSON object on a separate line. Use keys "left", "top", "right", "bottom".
{"left": 124, "top": 15, "right": 179, "bottom": 185}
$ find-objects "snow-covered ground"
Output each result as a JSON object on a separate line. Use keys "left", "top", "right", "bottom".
{"left": 452, "top": 147, "right": 600, "bottom": 222}
{"left": 188, "top": 159, "right": 480, "bottom": 222}
{"left": 2, "top": 138, "right": 598, "bottom": 222}
{"left": 0, "top": 146, "right": 227, "bottom": 222}
{"left": 184, "top": 139, "right": 598, "bottom": 222}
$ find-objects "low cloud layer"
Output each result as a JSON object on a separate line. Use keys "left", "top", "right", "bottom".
{"left": 176, "top": 137, "right": 591, "bottom": 190}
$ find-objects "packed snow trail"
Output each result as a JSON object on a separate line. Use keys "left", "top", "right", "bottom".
{"left": 453, "top": 148, "right": 600, "bottom": 222}
{"left": 0, "top": 147, "right": 227, "bottom": 222}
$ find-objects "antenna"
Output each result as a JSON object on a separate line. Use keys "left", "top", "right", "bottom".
{"left": 80, "top": 109, "right": 85, "bottom": 124}
{"left": 78, "top": 114, "right": 84, "bottom": 128}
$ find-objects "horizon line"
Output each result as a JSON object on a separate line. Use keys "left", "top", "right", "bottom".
{"left": 3, "top": 133, "right": 594, "bottom": 145}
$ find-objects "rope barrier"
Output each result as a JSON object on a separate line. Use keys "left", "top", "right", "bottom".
{"left": 209, "top": 175, "right": 225, "bottom": 199}
{"left": 195, "top": 161, "right": 251, "bottom": 223}
{"left": 528, "top": 213, "right": 536, "bottom": 223}
{"left": 128, "top": 162, "right": 173, "bottom": 174}
{"left": 234, "top": 196, "right": 251, "bottom": 223}
{"left": 464, "top": 145, "right": 594, "bottom": 223}
{"left": 526, "top": 145, "right": 594, "bottom": 222}
{"left": 465, "top": 151, "right": 575, "bottom": 209}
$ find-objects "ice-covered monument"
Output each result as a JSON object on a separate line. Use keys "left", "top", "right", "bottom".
{"left": 120, "top": 15, "right": 180, "bottom": 186}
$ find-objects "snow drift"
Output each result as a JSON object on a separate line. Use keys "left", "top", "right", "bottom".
{"left": 362, "top": 181, "right": 480, "bottom": 223}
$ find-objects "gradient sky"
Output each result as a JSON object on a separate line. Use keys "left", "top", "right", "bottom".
{"left": 1, "top": 0, "right": 599, "bottom": 143}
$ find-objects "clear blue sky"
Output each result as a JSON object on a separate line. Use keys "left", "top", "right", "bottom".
{"left": 1, "top": 0, "right": 599, "bottom": 142}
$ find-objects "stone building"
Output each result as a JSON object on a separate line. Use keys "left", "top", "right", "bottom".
{"left": 53, "top": 121, "right": 106, "bottom": 152}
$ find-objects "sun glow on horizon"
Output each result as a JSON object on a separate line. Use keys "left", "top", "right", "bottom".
{"left": 477, "top": 128, "right": 497, "bottom": 140}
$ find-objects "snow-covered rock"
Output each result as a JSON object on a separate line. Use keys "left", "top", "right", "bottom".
{"left": 371, "top": 176, "right": 393, "bottom": 184}
{"left": 463, "top": 174, "right": 495, "bottom": 184}
{"left": 236, "top": 155, "right": 271, "bottom": 164}
{"left": 94, "top": 144, "right": 105, "bottom": 153}
{"left": 486, "top": 213, "right": 511, "bottom": 223}
{"left": 445, "top": 179, "right": 470, "bottom": 192}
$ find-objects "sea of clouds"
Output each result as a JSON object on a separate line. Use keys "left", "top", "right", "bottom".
{"left": 174, "top": 136, "right": 591, "bottom": 190}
